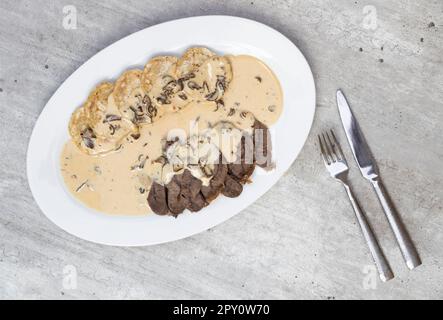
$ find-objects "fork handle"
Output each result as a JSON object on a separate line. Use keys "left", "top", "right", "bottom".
{"left": 371, "top": 178, "right": 421, "bottom": 270}
{"left": 342, "top": 183, "right": 394, "bottom": 282}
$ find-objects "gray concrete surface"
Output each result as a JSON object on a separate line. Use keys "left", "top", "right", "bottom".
{"left": 0, "top": 0, "right": 442, "bottom": 300}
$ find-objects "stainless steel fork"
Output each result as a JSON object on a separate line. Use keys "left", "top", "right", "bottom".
{"left": 319, "top": 130, "right": 394, "bottom": 282}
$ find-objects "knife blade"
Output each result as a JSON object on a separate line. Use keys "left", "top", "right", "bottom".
{"left": 335, "top": 89, "right": 422, "bottom": 270}
{"left": 336, "top": 89, "right": 378, "bottom": 180}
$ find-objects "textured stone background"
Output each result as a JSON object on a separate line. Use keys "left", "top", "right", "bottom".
{"left": 0, "top": 0, "right": 442, "bottom": 299}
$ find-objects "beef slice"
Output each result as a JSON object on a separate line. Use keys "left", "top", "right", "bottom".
{"left": 147, "top": 182, "right": 169, "bottom": 215}
{"left": 253, "top": 119, "right": 272, "bottom": 169}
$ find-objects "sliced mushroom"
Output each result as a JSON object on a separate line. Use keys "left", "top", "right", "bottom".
{"left": 103, "top": 114, "right": 122, "bottom": 123}
{"left": 156, "top": 94, "right": 170, "bottom": 105}
{"left": 131, "top": 132, "right": 141, "bottom": 140}
{"left": 162, "top": 80, "right": 179, "bottom": 95}
{"left": 82, "top": 137, "right": 94, "bottom": 149}
{"left": 187, "top": 81, "right": 201, "bottom": 90}
{"left": 205, "top": 89, "right": 219, "bottom": 101}
{"left": 205, "top": 76, "right": 226, "bottom": 101}
{"left": 80, "top": 127, "right": 96, "bottom": 149}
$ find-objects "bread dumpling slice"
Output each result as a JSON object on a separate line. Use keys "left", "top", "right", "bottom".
{"left": 141, "top": 56, "right": 190, "bottom": 112}
{"left": 69, "top": 82, "right": 136, "bottom": 155}
{"left": 113, "top": 70, "right": 158, "bottom": 125}
{"left": 188, "top": 55, "right": 233, "bottom": 102}
{"left": 176, "top": 47, "right": 215, "bottom": 77}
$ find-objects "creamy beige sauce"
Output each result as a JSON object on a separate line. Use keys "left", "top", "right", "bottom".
{"left": 60, "top": 55, "right": 283, "bottom": 215}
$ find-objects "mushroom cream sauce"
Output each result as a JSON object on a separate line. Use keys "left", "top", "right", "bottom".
{"left": 60, "top": 52, "right": 283, "bottom": 215}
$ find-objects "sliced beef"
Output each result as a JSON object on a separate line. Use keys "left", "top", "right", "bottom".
{"left": 147, "top": 182, "right": 169, "bottom": 215}
{"left": 151, "top": 170, "right": 208, "bottom": 215}
{"left": 228, "top": 135, "right": 255, "bottom": 183}
{"left": 210, "top": 160, "right": 228, "bottom": 188}
{"left": 180, "top": 169, "right": 202, "bottom": 199}
{"left": 228, "top": 163, "right": 254, "bottom": 183}
{"left": 148, "top": 122, "right": 273, "bottom": 216}
{"left": 222, "top": 174, "right": 243, "bottom": 197}
{"left": 201, "top": 157, "right": 228, "bottom": 202}
{"left": 201, "top": 184, "right": 220, "bottom": 202}
{"left": 253, "top": 120, "right": 272, "bottom": 169}
{"left": 180, "top": 170, "right": 207, "bottom": 212}
{"left": 187, "top": 192, "right": 206, "bottom": 212}
{"left": 166, "top": 175, "right": 189, "bottom": 216}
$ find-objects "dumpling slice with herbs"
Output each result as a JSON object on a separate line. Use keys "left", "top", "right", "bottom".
{"left": 176, "top": 48, "right": 232, "bottom": 103}
{"left": 113, "top": 69, "right": 158, "bottom": 125}
{"left": 186, "top": 55, "right": 233, "bottom": 102}
{"left": 176, "top": 47, "right": 215, "bottom": 77}
{"left": 69, "top": 82, "right": 136, "bottom": 155}
{"left": 140, "top": 56, "right": 189, "bottom": 112}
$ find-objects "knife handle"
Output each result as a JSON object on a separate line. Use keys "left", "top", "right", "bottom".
{"left": 342, "top": 183, "right": 394, "bottom": 282}
{"left": 371, "top": 178, "right": 421, "bottom": 269}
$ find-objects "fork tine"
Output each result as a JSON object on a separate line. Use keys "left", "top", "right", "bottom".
{"left": 322, "top": 132, "right": 335, "bottom": 162}
{"left": 330, "top": 129, "right": 345, "bottom": 161}
{"left": 318, "top": 135, "right": 330, "bottom": 164}
{"left": 326, "top": 131, "right": 339, "bottom": 161}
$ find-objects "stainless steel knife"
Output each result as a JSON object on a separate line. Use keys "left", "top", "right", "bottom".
{"left": 336, "top": 89, "right": 421, "bottom": 270}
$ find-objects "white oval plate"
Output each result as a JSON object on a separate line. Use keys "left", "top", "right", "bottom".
{"left": 27, "top": 16, "right": 315, "bottom": 246}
